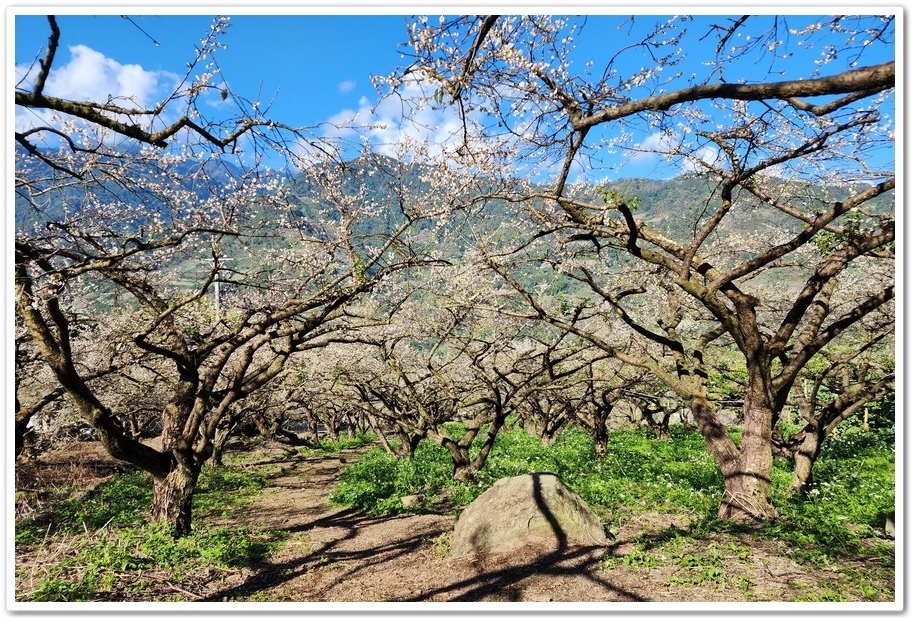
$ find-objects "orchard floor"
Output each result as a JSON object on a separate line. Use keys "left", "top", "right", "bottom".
{"left": 14, "top": 441, "right": 897, "bottom": 608}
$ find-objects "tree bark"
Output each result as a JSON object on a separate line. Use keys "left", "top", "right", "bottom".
{"left": 720, "top": 467, "right": 777, "bottom": 523}
{"left": 640, "top": 404, "right": 673, "bottom": 440}
{"left": 593, "top": 416, "right": 609, "bottom": 457}
{"left": 151, "top": 463, "right": 200, "bottom": 536}
{"left": 14, "top": 402, "right": 31, "bottom": 458}
{"left": 207, "top": 426, "right": 233, "bottom": 467}
{"left": 720, "top": 398, "right": 778, "bottom": 523}
{"left": 788, "top": 424, "right": 823, "bottom": 495}
{"left": 444, "top": 443, "right": 474, "bottom": 482}
{"left": 689, "top": 395, "right": 778, "bottom": 523}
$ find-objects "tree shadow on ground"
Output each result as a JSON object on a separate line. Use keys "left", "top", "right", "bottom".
{"left": 205, "top": 501, "right": 646, "bottom": 603}
{"left": 413, "top": 544, "right": 645, "bottom": 602}
{"left": 205, "top": 507, "right": 448, "bottom": 601}
{"left": 203, "top": 453, "right": 655, "bottom": 603}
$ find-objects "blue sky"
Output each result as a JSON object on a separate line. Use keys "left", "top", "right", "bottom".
{"left": 12, "top": 10, "right": 897, "bottom": 180}
{"left": 14, "top": 13, "right": 414, "bottom": 133}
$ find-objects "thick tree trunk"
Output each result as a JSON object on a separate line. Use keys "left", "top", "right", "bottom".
{"left": 690, "top": 395, "right": 778, "bottom": 524}
{"left": 720, "top": 467, "right": 777, "bottom": 523}
{"left": 719, "top": 399, "right": 778, "bottom": 523}
{"left": 525, "top": 419, "right": 542, "bottom": 441}
{"left": 640, "top": 405, "right": 672, "bottom": 440}
{"left": 401, "top": 431, "right": 424, "bottom": 457}
{"left": 14, "top": 410, "right": 32, "bottom": 459}
{"left": 207, "top": 426, "right": 233, "bottom": 467}
{"left": 17, "top": 429, "right": 39, "bottom": 460}
{"left": 450, "top": 446, "right": 474, "bottom": 482}
{"left": 252, "top": 413, "right": 281, "bottom": 441}
{"left": 434, "top": 430, "right": 475, "bottom": 480}
{"left": 152, "top": 463, "right": 200, "bottom": 536}
{"left": 593, "top": 416, "right": 608, "bottom": 457}
{"left": 300, "top": 420, "right": 319, "bottom": 446}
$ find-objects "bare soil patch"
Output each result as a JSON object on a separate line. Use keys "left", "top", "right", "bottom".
{"left": 14, "top": 441, "right": 895, "bottom": 605}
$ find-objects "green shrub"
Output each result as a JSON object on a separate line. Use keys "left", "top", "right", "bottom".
{"left": 27, "top": 572, "right": 99, "bottom": 602}
{"left": 393, "top": 441, "right": 454, "bottom": 497}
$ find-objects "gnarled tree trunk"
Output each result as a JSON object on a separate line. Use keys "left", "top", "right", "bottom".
{"left": 691, "top": 395, "right": 778, "bottom": 524}
{"left": 593, "top": 415, "right": 609, "bottom": 458}
{"left": 152, "top": 462, "right": 201, "bottom": 536}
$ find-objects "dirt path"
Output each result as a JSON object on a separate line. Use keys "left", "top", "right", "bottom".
{"left": 207, "top": 447, "right": 641, "bottom": 602}
{"left": 198, "top": 446, "right": 877, "bottom": 604}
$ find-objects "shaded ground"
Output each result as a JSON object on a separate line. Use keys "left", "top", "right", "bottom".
{"left": 14, "top": 441, "right": 896, "bottom": 605}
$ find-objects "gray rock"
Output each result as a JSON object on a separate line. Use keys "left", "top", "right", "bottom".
{"left": 449, "top": 472, "right": 608, "bottom": 557}
{"left": 400, "top": 494, "right": 423, "bottom": 509}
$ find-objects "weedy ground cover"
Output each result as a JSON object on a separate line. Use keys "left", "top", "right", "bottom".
{"left": 332, "top": 425, "right": 730, "bottom": 520}
{"left": 15, "top": 463, "right": 286, "bottom": 601}
{"left": 15, "top": 423, "right": 894, "bottom": 602}
{"left": 330, "top": 422, "right": 895, "bottom": 600}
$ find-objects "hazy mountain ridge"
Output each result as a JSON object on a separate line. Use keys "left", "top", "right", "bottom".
{"left": 16, "top": 151, "right": 893, "bottom": 255}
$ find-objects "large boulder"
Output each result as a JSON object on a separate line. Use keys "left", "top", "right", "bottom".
{"left": 449, "top": 472, "right": 608, "bottom": 558}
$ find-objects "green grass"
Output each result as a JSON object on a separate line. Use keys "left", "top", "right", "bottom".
{"left": 16, "top": 421, "right": 894, "bottom": 602}
{"left": 193, "top": 466, "right": 270, "bottom": 517}
{"left": 301, "top": 431, "right": 377, "bottom": 454}
{"left": 764, "top": 423, "right": 895, "bottom": 564}
{"left": 16, "top": 431, "right": 379, "bottom": 602}
{"left": 329, "top": 440, "right": 454, "bottom": 515}
{"left": 330, "top": 425, "right": 725, "bottom": 522}
{"left": 15, "top": 463, "right": 286, "bottom": 602}
{"left": 328, "top": 420, "right": 893, "bottom": 601}
{"left": 331, "top": 422, "right": 896, "bottom": 564}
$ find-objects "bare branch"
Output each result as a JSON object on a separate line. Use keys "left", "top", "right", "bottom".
{"left": 573, "top": 61, "right": 894, "bottom": 130}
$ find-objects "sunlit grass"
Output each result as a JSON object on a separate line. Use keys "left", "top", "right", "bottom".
{"left": 332, "top": 422, "right": 895, "bottom": 561}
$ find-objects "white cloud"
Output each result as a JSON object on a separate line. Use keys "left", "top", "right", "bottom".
{"left": 319, "top": 80, "right": 479, "bottom": 161}
{"left": 15, "top": 45, "right": 177, "bottom": 134}
{"left": 39, "top": 44, "right": 170, "bottom": 107}
{"left": 338, "top": 79, "right": 357, "bottom": 94}
{"left": 619, "top": 130, "right": 724, "bottom": 175}
{"left": 681, "top": 144, "right": 721, "bottom": 174}
{"left": 630, "top": 131, "right": 679, "bottom": 164}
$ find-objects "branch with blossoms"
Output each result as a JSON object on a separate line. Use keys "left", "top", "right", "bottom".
{"left": 15, "top": 15, "right": 320, "bottom": 173}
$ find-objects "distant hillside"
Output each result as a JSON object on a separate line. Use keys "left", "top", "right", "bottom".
{"left": 603, "top": 174, "right": 893, "bottom": 240}
{"left": 16, "top": 150, "right": 893, "bottom": 265}
{"left": 14, "top": 149, "right": 247, "bottom": 233}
